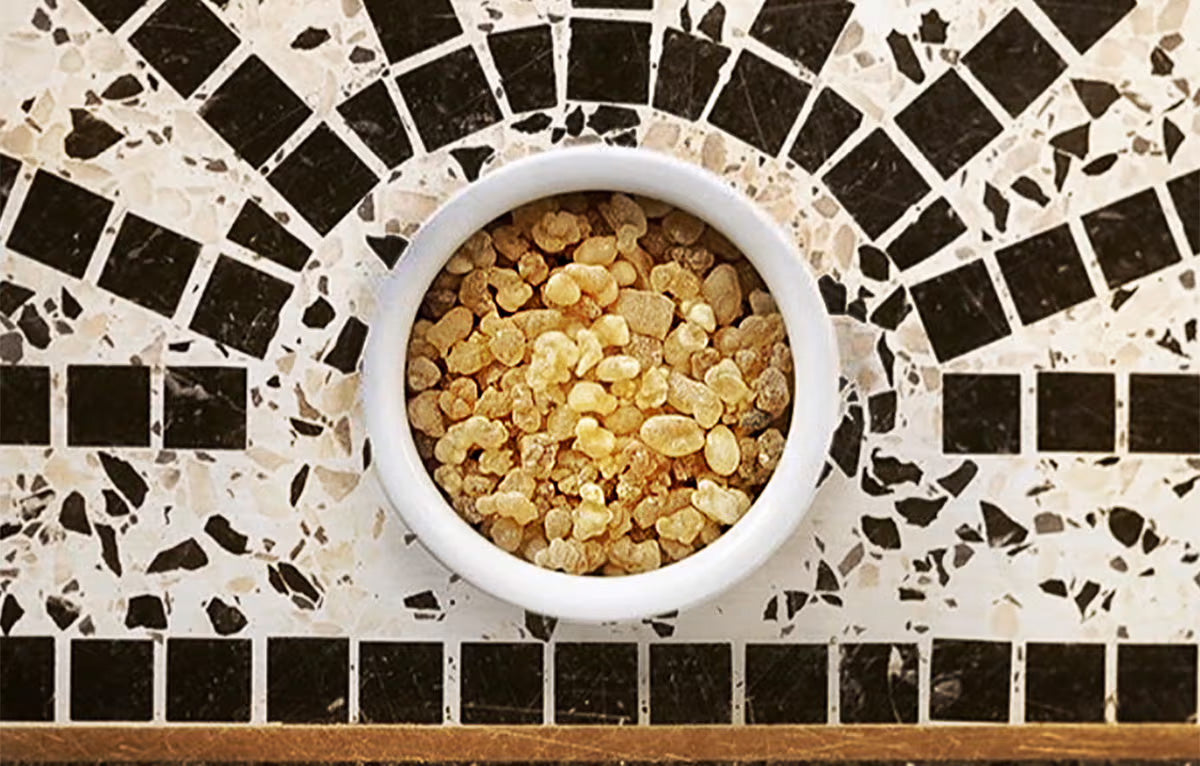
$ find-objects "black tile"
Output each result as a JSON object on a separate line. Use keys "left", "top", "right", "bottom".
{"left": 460, "top": 642, "right": 543, "bottom": 724}
{"left": 6, "top": 170, "right": 113, "bottom": 278}
{"left": 1117, "top": 644, "right": 1198, "bottom": 722}
{"left": 267, "top": 124, "right": 378, "bottom": 236}
{"left": 487, "top": 25, "right": 556, "bottom": 114}
{"left": 166, "top": 638, "right": 250, "bottom": 722}
{"left": 1037, "top": 373, "right": 1115, "bottom": 452}
{"left": 749, "top": 0, "right": 853, "bottom": 75}
{"left": 67, "top": 365, "right": 150, "bottom": 447}
{"left": 839, "top": 643, "right": 918, "bottom": 723}
{"left": 930, "top": 639, "right": 1011, "bottom": 722}
{"left": 745, "top": 643, "right": 826, "bottom": 724}
{"left": 71, "top": 639, "right": 152, "bottom": 721}
{"left": 652, "top": 29, "right": 729, "bottom": 121}
{"left": 359, "top": 641, "right": 443, "bottom": 723}
{"left": 942, "top": 373, "right": 1021, "bottom": 454}
{"left": 995, "top": 223, "right": 1094, "bottom": 324}
{"left": 649, "top": 643, "right": 731, "bottom": 724}
{"left": 77, "top": 0, "right": 144, "bottom": 31}
{"left": 267, "top": 637, "right": 348, "bottom": 723}
{"left": 1082, "top": 188, "right": 1181, "bottom": 289}
{"left": 1167, "top": 169, "right": 1198, "bottom": 254}
{"left": 397, "top": 46, "right": 503, "bottom": 151}
{"left": 824, "top": 129, "right": 930, "bottom": 239}
{"left": 0, "top": 365, "right": 50, "bottom": 446}
{"left": 964, "top": 10, "right": 1066, "bottom": 117}
{"left": 199, "top": 55, "right": 312, "bottom": 168}
{"left": 188, "top": 255, "right": 293, "bottom": 358}
{"left": 911, "top": 260, "right": 1011, "bottom": 362}
{"left": 226, "top": 199, "right": 312, "bottom": 271}
{"left": 323, "top": 316, "right": 369, "bottom": 374}
{"left": 1129, "top": 374, "right": 1200, "bottom": 454}
{"left": 1033, "top": 0, "right": 1135, "bottom": 53}
{"left": 886, "top": 197, "right": 966, "bottom": 270}
{"left": 129, "top": 0, "right": 239, "bottom": 97}
{"left": 788, "top": 87, "right": 861, "bottom": 173}
{"left": 337, "top": 80, "right": 414, "bottom": 168}
{"left": 555, "top": 642, "right": 637, "bottom": 725}
{"left": 895, "top": 69, "right": 1002, "bottom": 178}
{"left": 708, "top": 50, "right": 810, "bottom": 155}
{"left": 0, "top": 153, "right": 19, "bottom": 217}
{"left": 567, "top": 19, "right": 652, "bottom": 104}
{"left": 0, "top": 636, "right": 54, "bottom": 721}
{"left": 1025, "top": 642, "right": 1105, "bottom": 722}
{"left": 362, "top": 0, "right": 461, "bottom": 63}
{"left": 97, "top": 213, "right": 202, "bottom": 316}
{"left": 163, "top": 366, "right": 247, "bottom": 450}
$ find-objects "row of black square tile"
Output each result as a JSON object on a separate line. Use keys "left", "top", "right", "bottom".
{"left": 2, "top": 638, "right": 1195, "bottom": 724}
{"left": 943, "top": 372, "right": 1200, "bottom": 454}
{"left": 0, "top": 365, "right": 246, "bottom": 449}
{"left": 909, "top": 176, "right": 1193, "bottom": 363}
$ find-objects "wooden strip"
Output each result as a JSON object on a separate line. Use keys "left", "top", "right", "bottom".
{"left": 2, "top": 724, "right": 1197, "bottom": 762}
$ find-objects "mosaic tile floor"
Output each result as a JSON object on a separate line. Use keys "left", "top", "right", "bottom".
{"left": 0, "top": 0, "right": 1197, "bottom": 729}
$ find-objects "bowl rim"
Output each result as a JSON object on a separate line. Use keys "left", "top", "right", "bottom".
{"left": 363, "top": 145, "right": 839, "bottom": 622}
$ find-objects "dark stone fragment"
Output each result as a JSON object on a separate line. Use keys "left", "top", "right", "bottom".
{"left": 148, "top": 538, "right": 209, "bottom": 572}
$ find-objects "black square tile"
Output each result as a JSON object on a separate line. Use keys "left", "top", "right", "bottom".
{"left": 267, "top": 124, "right": 378, "bottom": 236}
{"left": 911, "top": 260, "right": 1011, "bottom": 362}
{"left": 1033, "top": 0, "right": 1136, "bottom": 53}
{"left": 397, "top": 47, "right": 503, "bottom": 151}
{"left": 0, "top": 636, "right": 55, "bottom": 721}
{"left": 71, "top": 639, "right": 152, "bottom": 721}
{"left": 942, "top": 373, "right": 1021, "bottom": 454}
{"left": 896, "top": 69, "right": 1002, "bottom": 178}
{"left": 1167, "top": 169, "right": 1198, "bottom": 254}
{"left": 0, "top": 365, "right": 50, "bottom": 446}
{"left": 1037, "top": 373, "right": 1115, "bottom": 452}
{"left": 188, "top": 254, "right": 293, "bottom": 358}
{"left": 226, "top": 199, "right": 312, "bottom": 271}
{"left": 788, "top": 87, "right": 861, "bottom": 173}
{"left": 0, "top": 153, "right": 19, "bottom": 217}
{"left": 886, "top": 196, "right": 966, "bottom": 270}
{"left": 745, "top": 643, "right": 826, "bottom": 724}
{"left": 995, "top": 223, "right": 1095, "bottom": 324}
{"left": 1117, "top": 644, "right": 1198, "bottom": 722}
{"left": 652, "top": 29, "right": 729, "bottom": 121}
{"left": 708, "top": 50, "right": 810, "bottom": 155}
{"left": 824, "top": 129, "right": 931, "bottom": 239}
{"left": 649, "top": 643, "right": 731, "bottom": 724}
{"left": 267, "top": 637, "right": 348, "bottom": 723}
{"left": 1129, "top": 374, "right": 1200, "bottom": 453}
{"left": 1025, "top": 642, "right": 1105, "bottom": 722}
{"left": 567, "top": 19, "right": 652, "bottom": 104}
{"left": 487, "top": 25, "right": 556, "bottom": 114}
{"left": 749, "top": 0, "right": 853, "bottom": 75}
{"left": 460, "top": 642, "right": 543, "bottom": 724}
{"left": 97, "top": 213, "right": 202, "bottom": 316}
{"left": 359, "top": 641, "right": 443, "bottom": 723}
{"left": 362, "top": 0, "right": 461, "bottom": 63}
{"left": 166, "top": 638, "right": 250, "bottom": 722}
{"left": 164, "top": 366, "right": 247, "bottom": 450}
{"left": 930, "top": 639, "right": 1011, "bottom": 721}
{"left": 323, "top": 316, "right": 369, "bottom": 374}
{"left": 6, "top": 170, "right": 113, "bottom": 278}
{"left": 77, "top": 0, "right": 144, "bottom": 31}
{"left": 555, "top": 642, "right": 636, "bottom": 725}
{"left": 67, "top": 365, "right": 150, "bottom": 447}
{"left": 964, "top": 9, "right": 1066, "bottom": 117}
{"left": 199, "top": 55, "right": 312, "bottom": 168}
{"left": 337, "top": 80, "right": 414, "bottom": 169}
{"left": 1082, "top": 188, "right": 1182, "bottom": 289}
{"left": 839, "top": 643, "right": 918, "bottom": 723}
{"left": 129, "top": 0, "right": 239, "bottom": 97}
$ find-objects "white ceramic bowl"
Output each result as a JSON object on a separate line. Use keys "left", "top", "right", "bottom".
{"left": 363, "top": 146, "right": 839, "bottom": 622}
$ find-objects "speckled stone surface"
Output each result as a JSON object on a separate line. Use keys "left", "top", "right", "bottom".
{"left": 0, "top": 0, "right": 1197, "bottom": 727}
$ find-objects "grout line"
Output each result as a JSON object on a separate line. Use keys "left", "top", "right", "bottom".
{"left": 56, "top": 635, "right": 70, "bottom": 722}
{"left": 1065, "top": 216, "right": 1111, "bottom": 310}
{"left": 251, "top": 635, "right": 267, "bottom": 723}
{"left": 637, "top": 641, "right": 650, "bottom": 725}
{"left": 917, "top": 636, "right": 933, "bottom": 724}
{"left": 347, "top": 638, "right": 360, "bottom": 724}
{"left": 543, "top": 640, "right": 555, "bottom": 725}
{"left": 552, "top": 11, "right": 570, "bottom": 110}
{"left": 644, "top": 3, "right": 666, "bottom": 115}
{"left": 729, "top": 639, "right": 745, "bottom": 725}
{"left": 0, "top": 161, "right": 35, "bottom": 241}
{"left": 79, "top": 206, "right": 123, "bottom": 289}
{"left": 152, "top": 636, "right": 166, "bottom": 722}
{"left": 469, "top": 37, "right": 514, "bottom": 124}
{"left": 444, "top": 640, "right": 460, "bottom": 724}
{"left": 1010, "top": 640, "right": 1024, "bottom": 724}
{"left": 1114, "top": 369, "right": 1130, "bottom": 452}
{"left": 1104, "top": 642, "right": 1118, "bottom": 723}
{"left": 827, "top": 639, "right": 839, "bottom": 724}
{"left": 110, "top": 0, "right": 171, "bottom": 38}
{"left": 147, "top": 365, "right": 164, "bottom": 451}
{"left": 1022, "top": 367, "right": 1038, "bottom": 457}
{"left": 325, "top": 110, "right": 391, "bottom": 183}
{"left": 381, "top": 71, "right": 430, "bottom": 159}
{"left": 1154, "top": 183, "right": 1194, "bottom": 267}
